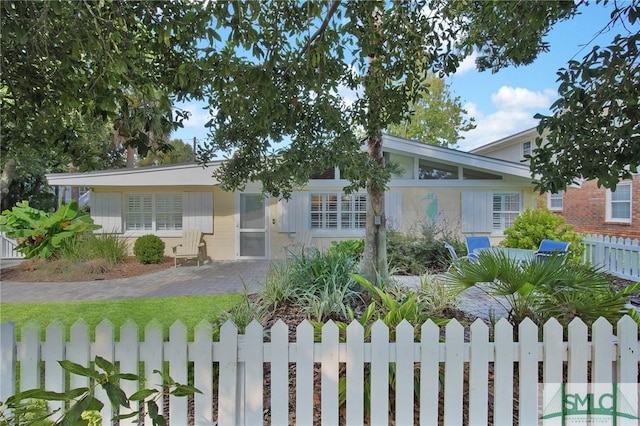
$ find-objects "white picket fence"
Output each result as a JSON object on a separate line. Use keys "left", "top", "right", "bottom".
{"left": 0, "top": 232, "right": 24, "bottom": 260}
{"left": 1, "top": 317, "right": 638, "bottom": 425}
{"left": 582, "top": 234, "right": 640, "bottom": 281}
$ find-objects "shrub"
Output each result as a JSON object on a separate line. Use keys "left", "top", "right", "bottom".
{"left": 57, "top": 232, "right": 128, "bottom": 265}
{"left": 287, "top": 249, "right": 361, "bottom": 322}
{"left": 387, "top": 228, "right": 452, "bottom": 275}
{"left": 133, "top": 234, "right": 165, "bottom": 264}
{"left": 327, "top": 239, "right": 364, "bottom": 261}
{"left": 500, "top": 207, "right": 583, "bottom": 262}
{"left": 86, "top": 233, "right": 128, "bottom": 264}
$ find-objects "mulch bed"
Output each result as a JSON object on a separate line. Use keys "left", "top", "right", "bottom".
{"left": 0, "top": 256, "right": 174, "bottom": 282}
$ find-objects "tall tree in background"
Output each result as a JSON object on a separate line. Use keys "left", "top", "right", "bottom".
{"left": 532, "top": 0, "right": 640, "bottom": 193}
{"left": 199, "top": 1, "right": 577, "bottom": 282}
{"left": 138, "top": 139, "right": 195, "bottom": 167}
{"left": 386, "top": 74, "right": 475, "bottom": 147}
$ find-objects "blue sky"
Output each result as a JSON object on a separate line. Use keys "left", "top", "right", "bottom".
{"left": 173, "top": 3, "right": 625, "bottom": 152}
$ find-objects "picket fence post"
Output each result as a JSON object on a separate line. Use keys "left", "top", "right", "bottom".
{"left": 1, "top": 317, "right": 639, "bottom": 425}
{"left": 0, "top": 321, "right": 16, "bottom": 407}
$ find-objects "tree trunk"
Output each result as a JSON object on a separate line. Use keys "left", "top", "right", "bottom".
{"left": 126, "top": 145, "right": 136, "bottom": 168}
{"left": 0, "top": 159, "right": 17, "bottom": 211}
{"left": 360, "top": 134, "right": 388, "bottom": 284}
{"left": 69, "top": 164, "right": 79, "bottom": 204}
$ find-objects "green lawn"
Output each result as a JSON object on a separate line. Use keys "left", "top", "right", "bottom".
{"left": 0, "top": 294, "right": 242, "bottom": 339}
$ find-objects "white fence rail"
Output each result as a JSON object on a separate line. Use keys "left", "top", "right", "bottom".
{"left": 1, "top": 318, "right": 638, "bottom": 425}
{"left": 582, "top": 234, "right": 640, "bottom": 281}
{"left": 0, "top": 232, "right": 24, "bottom": 260}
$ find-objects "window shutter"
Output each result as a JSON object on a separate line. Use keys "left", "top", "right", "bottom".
{"left": 461, "top": 192, "right": 492, "bottom": 233}
{"left": 278, "top": 191, "right": 308, "bottom": 233}
{"left": 183, "top": 192, "right": 213, "bottom": 233}
{"left": 384, "top": 191, "right": 402, "bottom": 230}
{"left": 90, "top": 192, "right": 122, "bottom": 233}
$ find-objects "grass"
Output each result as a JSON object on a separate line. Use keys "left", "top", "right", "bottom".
{"left": 0, "top": 294, "right": 242, "bottom": 340}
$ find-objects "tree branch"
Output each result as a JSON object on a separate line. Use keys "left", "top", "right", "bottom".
{"left": 282, "top": 0, "right": 341, "bottom": 76}
{"left": 300, "top": 0, "right": 341, "bottom": 56}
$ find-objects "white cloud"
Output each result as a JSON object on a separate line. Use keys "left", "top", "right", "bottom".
{"left": 455, "top": 52, "right": 478, "bottom": 75}
{"left": 458, "top": 86, "right": 557, "bottom": 151}
{"left": 491, "top": 86, "right": 557, "bottom": 111}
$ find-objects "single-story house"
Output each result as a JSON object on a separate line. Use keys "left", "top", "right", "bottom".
{"left": 471, "top": 127, "right": 639, "bottom": 239}
{"left": 46, "top": 134, "right": 540, "bottom": 261}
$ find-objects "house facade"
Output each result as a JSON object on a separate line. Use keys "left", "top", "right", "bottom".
{"left": 471, "top": 127, "right": 639, "bottom": 239}
{"left": 46, "top": 134, "right": 540, "bottom": 261}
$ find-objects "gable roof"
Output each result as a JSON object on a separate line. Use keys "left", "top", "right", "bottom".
{"left": 383, "top": 133, "right": 534, "bottom": 180}
{"left": 46, "top": 134, "right": 536, "bottom": 188}
{"left": 469, "top": 127, "right": 541, "bottom": 155}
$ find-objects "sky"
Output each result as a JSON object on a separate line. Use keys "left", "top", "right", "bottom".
{"left": 173, "top": 2, "right": 625, "bottom": 152}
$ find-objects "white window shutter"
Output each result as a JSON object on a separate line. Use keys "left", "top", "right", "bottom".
{"left": 461, "top": 192, "right": 492, "bottom": 233}
{"left": 384, "top": 191, "right": 402, "bottom": 230}
{"left": 183, "top": 192, "right": 213, "bottom": 233}
{"left": 90, "top": 192, "right": 122, "bottom": 233}
{"left": 278, "top": 191, "right": 308, "bottom": 233}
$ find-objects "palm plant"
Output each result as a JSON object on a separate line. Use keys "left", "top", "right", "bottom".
{"left": 443, "top": 250, "right": 640, "bottom": 326}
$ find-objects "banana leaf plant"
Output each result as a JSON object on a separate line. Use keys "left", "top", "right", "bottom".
{"left": 0, "top": 201, "right": 101, "bottom": 259}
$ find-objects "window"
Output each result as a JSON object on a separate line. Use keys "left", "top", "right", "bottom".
{"left": 125, "top": 193, "right": 182, "bottom": 232}
{"left": 522, "top": 141, "right": 531, "bottom": 157}
{"left": 548, "top": 191, "right": 564, "bottom": 210}
{"left": 418, "top": 159, "right": 458, "bottom": 180}
{"left": 463, "top": 168, "right": 502, "bottom": 180}
{"left": 310, "top": 193, "right": 366, "bottom": 230}
{"left": 310, "top": 167, "right": 336, "bottom": 179}
{"left": 606, "top": 182, "right": 632, "bottom": 222}
{"left": 493, "top": 193, "right": 521, "bottom": 231}
{"left": 384, "top": 152, "right": 415, "bottom": 179}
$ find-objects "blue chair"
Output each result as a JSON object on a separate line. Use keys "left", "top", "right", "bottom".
{"left": 535, "top": 239, "right": 570, "bottom": 263}
{"left": 464, "top": 236, "right": 491, "bottom": 261}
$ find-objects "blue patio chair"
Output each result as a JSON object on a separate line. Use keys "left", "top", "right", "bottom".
{"left": 464, "top": 236, "right": 491, "bottom": 261}
{"left": 443, "top": 242, "right": 461, "bottom": 271}
{"left": 534, "top": 239, "right": 570, "bottom": 263}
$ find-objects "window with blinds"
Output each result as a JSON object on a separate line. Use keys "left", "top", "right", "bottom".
{"left": 125, "top": 193, "right": 182, "bottom": 232}
{"left": 310, "top": 193, "right": 366, "bottom": 230}
{"left": 492, "top": 193, "right": 521, "bottom": 231}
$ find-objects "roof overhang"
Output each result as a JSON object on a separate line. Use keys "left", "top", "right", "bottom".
{"left": 46, "top": 162, "right": 222, "bottom": 187}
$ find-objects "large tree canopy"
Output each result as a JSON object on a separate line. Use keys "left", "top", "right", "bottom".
{"left": 532, "top": 0, "right": 640, "bottom": 193}
{"left": 197, "top": 0, "right": 577, "bottom": 281}
{"left": 385, "top": 74, "right": 475, "bottom": 147}
{"left": 1, "top": 0, "right": 217, "bottom": 205}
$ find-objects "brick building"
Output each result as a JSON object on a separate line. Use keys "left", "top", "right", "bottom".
{"left": 471, "top": 127, "right": 639, "bottom": 239}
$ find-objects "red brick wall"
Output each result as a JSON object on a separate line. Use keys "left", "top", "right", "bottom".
{"left": 556, "top": 176, "right": 640, "bottom": 239}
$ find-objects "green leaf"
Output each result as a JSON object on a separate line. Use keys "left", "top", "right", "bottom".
{"left": 170, "top": 384, "right": 202, "bottom": 397}
{"left": 113, "top": 372, "right": 139, "bottom": 381}
{"left": 103, "top": 382, "right": 130, "bottom": 408}
{"left": 114, "top": 411, "right": 139, "bottom": 421}
{"left": 129, "top": 389, "right": 157, "bottom": 401}
{"left": 94, "top": 356, "right": 116, "bottom": 374}
{"left": 59, "top": 360, "right": 101, "bottom": 380}
{"left": 8, "top": 388, "right": 74, "bottom": 402}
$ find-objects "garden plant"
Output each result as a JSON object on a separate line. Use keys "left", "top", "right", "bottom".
{"left": 443, "top": 249, "right": 640, "bottom": 327}
{"left": 499, "top": 207, "right": 584, "bottom": 262}
{"left": 0, "top": 201, "right": 100, "bottom": 259}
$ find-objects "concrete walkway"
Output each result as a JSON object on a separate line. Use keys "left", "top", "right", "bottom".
{"left": 1, "top": 260, "right": 505, "bottom": 319}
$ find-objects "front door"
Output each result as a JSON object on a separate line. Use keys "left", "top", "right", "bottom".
{"left": 237, "top": 193, "right": 268, "bottom": 258}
